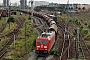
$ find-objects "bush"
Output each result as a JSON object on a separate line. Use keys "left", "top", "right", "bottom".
{"left": 80, "top": 25, "right": 83, "bottom": 30}
{"left": 75, "top": 19, "right": 78, "bottom": 24}
{"left": 69, "top": 19, "right": 72, "bottom": 23}
{"left": 54, "top": 12, "right": 57, "bottom": 16}
{"left": 62, "top": 10, "right": 66, "bottom": 14}
{"left": 50, "top": 48, "right": 59, "bottom": 55}
{"left": 30, "top": 36, "right": 36, "bottom": 47}
{"left": 75, "top": 20, "right": 81, "bottom": 26}
{"left": 28, "top": 16, "right": 31, "bottom": 20}
{"left": 82, "top": 29, "right": 88, "bottom": 36}
{"left": 88, "top": 23, "right": 90, "bottom": 29}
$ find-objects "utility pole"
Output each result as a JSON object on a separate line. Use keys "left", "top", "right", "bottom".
{"left": 8, "top": 1, "right": 11, "bottom": 17}
{"left": 14, "top": 33, "right": 15, "bottom": 48}
{"left": 31, "top": 0, "right": 34, "bottom": 17}
{"left": 29, "top": 0, "right": 34, "bottom": 26}
{"left": 25, "top": 22, "right": 27, "bottom": 52}
{"left": 68, "top": 34, "right": 70, "bottom": 59}
{"left": 75, "top": 28, "right": 80, "bottom": 60}
{"left": 77, "top": 28, "right": 80, "bottom": 59}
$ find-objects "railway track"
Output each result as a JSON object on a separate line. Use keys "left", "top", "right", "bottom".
{"left": 31, "top": 13, "right": 90, "bottom": 60}
{"left": 56, "top": 12, "right": 90, "bottom": 60}
{"left": 35, "top": 56, "right": 47, "bottom": 60}
{"left": 77, "top": 33, "right": 90, "bottom": 60}
{"left": 27, "top": 15, "right": 49, "bottom": 60}
{"left": 28, "top": 53, "right": 47, "bottom": 60}
{"left": 0, "top": 23, "right": 6, "bottom": 33}
{"left": 68, "top": 13, "right": 90, "bottom": 60}
{"left": 30, "top": 14, "right": 75, "bottom": 60}
{"left": 19, "top": 10, "right": 90, "bottom": 60}
{"left": 0, "top": 17, "right": 25, "bottom": 59}
{"left": 32, "top": 16, "right": 49, "bottom": 35}
{"left": 56, "top": 18, "right": 79, "bottom": 60}
{"left": 0, "top": 33, "right": 15, "bottom": 58}
{"left": 57, "top": 20, "right": 70, "bottom": 60}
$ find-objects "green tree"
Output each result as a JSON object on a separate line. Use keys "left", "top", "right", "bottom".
{"left": 7, "top": 16, "right": 15, "bottom": 29}
{"left": 54, "top": 12, "right": 57, "bottom": 16}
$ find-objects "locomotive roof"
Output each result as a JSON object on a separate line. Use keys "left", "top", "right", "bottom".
{"left": 40, "top": 32, "right": 55, "bottom": 39}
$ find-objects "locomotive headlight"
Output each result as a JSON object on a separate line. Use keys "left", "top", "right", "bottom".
{"left": 48, "top": 37, "right": 50, "bottom": 40}
{"left": 44, "top": 46, "right": 47, "bottom": 48}
{"left": 37, "top": 46, "right": 40, "bottom": 48}
{"left": 45, "top": 49, "right": 47, "bottom": 50}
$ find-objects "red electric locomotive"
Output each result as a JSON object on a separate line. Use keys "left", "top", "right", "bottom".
{"left": 35, "top": 31, "right": 56, "bottom": 55}
{"left": 35, "top": 23, "right": 57, "bottom": 55}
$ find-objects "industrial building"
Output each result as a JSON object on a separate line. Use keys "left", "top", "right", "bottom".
{"left": 3, "top": 0, "right": 9, "bottom": 6}
{"left": 7, "top": 0, "right": 9, "bottom": 6}
{"left": 20, "top": 0, "right": 27, "bottom": 9}
{"left": 3, "top": 0, "right": 7, "bottom": 6}
{"left": 25, "top": 0, "right": 27, "bottom": 7}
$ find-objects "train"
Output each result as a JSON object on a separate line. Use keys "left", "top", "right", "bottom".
{"left": 46, "top": 14, "right": 57, "bottom": 22}
{"left": 34, "top": 13, "right": 58, "bottom": 55}
{"left": 18, "top": 9, "right": 58, "bottom": 55}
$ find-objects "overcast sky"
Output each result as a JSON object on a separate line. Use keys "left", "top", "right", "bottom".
{"left": 0, "top": 0, "right": 90, "bottom": 4}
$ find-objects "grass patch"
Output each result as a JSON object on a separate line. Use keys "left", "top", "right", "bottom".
{"left": 85, "top": 34, "right": 90, "bottom": 41}
{"left": 2, "top": 14, "right": 38, "bottom": 60}
{"left": 0, "top": 37, "right": 10, "bottom": 49}
{"left": 81, "top": 29, "right": 88, "bottom": 36}
{"left": 50, "top": 48, "right": 59, "bottom": 56}
{"left": 0, "top": 19, "right": 3, "bottom": 27}
{"left": 0, "top": 17, "right": 16, "bottom": 49}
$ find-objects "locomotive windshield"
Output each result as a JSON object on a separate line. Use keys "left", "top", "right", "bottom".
{"left": 37, "top": 40, "right": 48, "bottom": 44}
{"left": 41, "top": 34, "right": 50, "bottom": 37}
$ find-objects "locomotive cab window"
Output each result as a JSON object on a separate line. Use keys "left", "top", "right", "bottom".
{"left": 37, "top": 40, "right": 48, "bottom": 44}
{"left": 41, "top": 34, "right": 50, "bottom": 37}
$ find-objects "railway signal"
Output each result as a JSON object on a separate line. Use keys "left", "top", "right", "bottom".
{"left": 13, "top": 29, "right": 17, "bottom": 33}
{"left": 13, "top": 29, "right": 16, "bottom": 48}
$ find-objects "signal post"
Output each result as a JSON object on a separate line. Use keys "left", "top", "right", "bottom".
{"left": 13, "top": 29, "right": 17, "bottom": 48}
